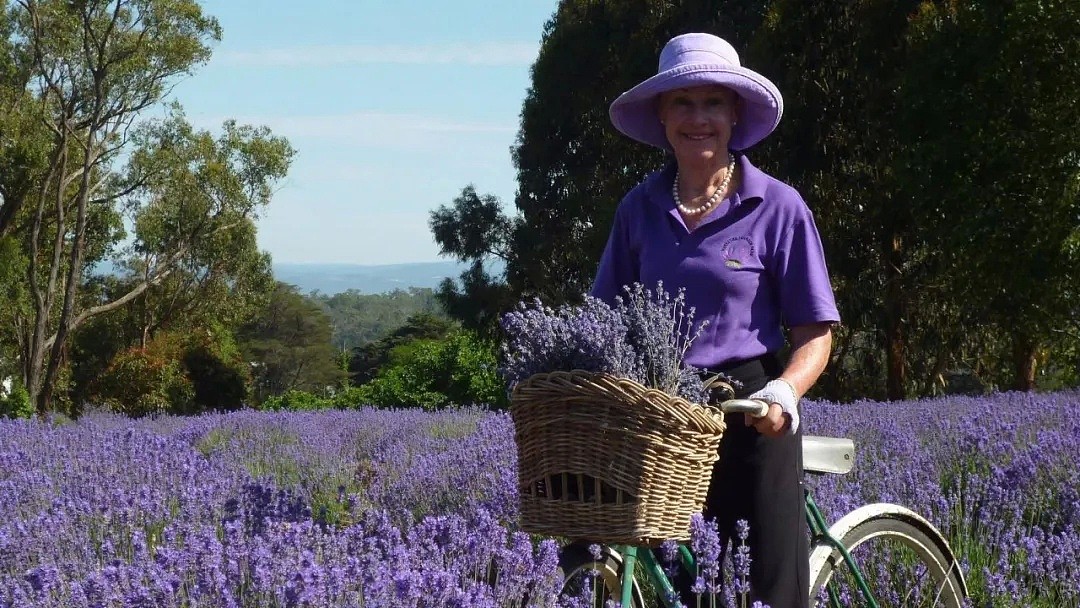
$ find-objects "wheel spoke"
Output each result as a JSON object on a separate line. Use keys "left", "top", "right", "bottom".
{"left": 811, "top": 517, "right": 965, "bottom": 608}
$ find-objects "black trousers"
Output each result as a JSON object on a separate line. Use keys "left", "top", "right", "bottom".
{"left": 674, "top": 355, "right": 809, "bottom": 608}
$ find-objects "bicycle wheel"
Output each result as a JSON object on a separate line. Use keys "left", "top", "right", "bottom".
{"left": 810, "top": 512, "right": 966, "bottom": 608}
{"left": 557, "top": 542, "right": 645, "bottom": 608}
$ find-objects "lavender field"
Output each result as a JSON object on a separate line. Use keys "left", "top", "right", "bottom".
{"left": 1, "top": 391, "right": 1078, "bottom": 607}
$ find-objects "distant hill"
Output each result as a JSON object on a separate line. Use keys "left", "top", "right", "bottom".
{"left": 89, "top": 259, "right": 505, "bottom": 295}
{"left": 273, "top": 260, "right": 504, "bottom": 295}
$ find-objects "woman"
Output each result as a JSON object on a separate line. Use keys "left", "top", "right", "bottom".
{"left": 591, "top": 33, "right": 840, "bottom": 608}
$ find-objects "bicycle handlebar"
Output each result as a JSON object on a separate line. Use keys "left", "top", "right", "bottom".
{"left": 718, "top": 398, "right": 770, "bottom": 418}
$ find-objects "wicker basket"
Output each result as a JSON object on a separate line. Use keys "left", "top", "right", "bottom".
{"left": 510, "top": 370, "right": 726, "bottom": 547}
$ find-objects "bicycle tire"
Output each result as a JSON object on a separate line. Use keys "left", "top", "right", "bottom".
{"left": 810, "top": 513, "right": 966, "bottom": 607}
{"left": 557, "top": 542, "right": 645, "bottom": 608}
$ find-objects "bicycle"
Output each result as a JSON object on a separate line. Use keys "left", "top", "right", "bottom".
{"left": 557, "top": 398, "right": 969, "bottom": 608}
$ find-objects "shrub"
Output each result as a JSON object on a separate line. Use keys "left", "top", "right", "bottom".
{"left": 0, "top": 384, "right": 34, "bottom": 419}
{"left": 330, "top": 386, "right": 370, "bottom": 409}
{"left": 183, "top": 343, "right": 249, "bottom": 413}
{"left": 357, "top": 331, "right": 506, "bottom": 410}
{"left": 94, "top": 348, "right": 195, "bottom": 417}
{"left": 260, "top": 389, "right": 332, "bottom": 412}
{"left": 85, "top": 327, "right": 251, "bottom": 416}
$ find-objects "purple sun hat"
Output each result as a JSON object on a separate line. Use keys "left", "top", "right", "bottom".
{"left": 609, "top": 33, "right": 783, "bottom": 151}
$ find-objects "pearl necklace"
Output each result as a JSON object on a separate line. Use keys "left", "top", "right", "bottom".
{"left": 673, "top": 156, "right": 737, "bottom": 216}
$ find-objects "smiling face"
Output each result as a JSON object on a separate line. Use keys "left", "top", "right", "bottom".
{"left": 657, "top": 85, "right": 739, "bottom": 166}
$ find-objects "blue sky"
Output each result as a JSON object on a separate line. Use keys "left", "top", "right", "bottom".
{"left": 167, "top": 0, "right": 559, "bottom": 265}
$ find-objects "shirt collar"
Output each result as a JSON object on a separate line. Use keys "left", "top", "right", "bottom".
{"left": 732, "top": 154, "right": 768, "bottom": 205}
{"left": 648, "top": 153, "right": 768, "bottom": 214}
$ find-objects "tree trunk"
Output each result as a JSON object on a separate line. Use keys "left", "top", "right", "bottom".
{"left": 885, "top": 234, "right": 907, "bottom": 401}
{"left": 929, "top": 346, "right": 950, "bottom": 396}
{"left": 26, "top": 342, "right": 46, "bottom": 414}
{"left": 886, "top": 320, "right": 906, "bottom": 400}
{"left": 28, "top": 141, "right": 69, "bottom": 415}
{"left": 1012, "top": 336, "right": 1038, "bottom": 391}
{"left": 39, "top": 127, "right": 98, "bottom": 413}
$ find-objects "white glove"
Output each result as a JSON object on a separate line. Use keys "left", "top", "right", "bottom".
{"left": 749, "top": 378, "right": 800, "bottom": 435}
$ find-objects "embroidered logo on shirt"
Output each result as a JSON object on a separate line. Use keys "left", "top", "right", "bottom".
{"left": 721, "top": 236, "right": 756, "bottom": 269}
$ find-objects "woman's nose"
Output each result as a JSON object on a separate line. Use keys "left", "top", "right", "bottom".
{"left": 688, "top": 104, "right": 709, "bottom": 124}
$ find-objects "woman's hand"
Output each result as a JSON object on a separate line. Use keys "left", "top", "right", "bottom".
{"left": 745, "top": 402, "right": 790, "bottom": 437}
{"left": 743, "top": 322, "right": 833, "bottom": 438}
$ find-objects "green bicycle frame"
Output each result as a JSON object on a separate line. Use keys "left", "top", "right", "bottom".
{"left": 804, "top": 490, "right": 879, "bottom": 608}
{"left": 610, "top": 544, "right": 696, "bottom": 608}
{"left": 608, "top": 489, "right": 879, "bottom": 608}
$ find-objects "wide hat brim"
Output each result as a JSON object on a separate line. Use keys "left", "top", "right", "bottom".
{"left": 609, "top": 63, "right": 783, "bottom": 151}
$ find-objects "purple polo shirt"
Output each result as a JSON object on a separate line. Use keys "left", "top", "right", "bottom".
{"left": 590, "top": 154, "right": 840, "bottom": 370}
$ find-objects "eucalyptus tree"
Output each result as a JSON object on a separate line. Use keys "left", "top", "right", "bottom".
{"left": 9, "top": 0, "right": 294, "bottom": 412}
{"left": 117, "top": 113, "right": 285, "bottom": 346}
{"left": 10, "top": 0, "right": 219, "bottom": 411}
{"left": 64, "top": 113, "right": 290, "bottom": 409}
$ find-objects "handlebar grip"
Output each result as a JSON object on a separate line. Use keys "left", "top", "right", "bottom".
{"left": 719, "top": 398, "right": 770, "bottom": 418}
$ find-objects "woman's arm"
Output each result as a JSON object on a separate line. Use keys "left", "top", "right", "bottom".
{"left": 780, "top": 322, "right": 834, "bottom": 398}
{"left": 750, "top": 322, "right": 833, "bottom": 437}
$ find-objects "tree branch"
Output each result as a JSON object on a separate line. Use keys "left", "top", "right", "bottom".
{"left": 42, "top": 245, "right": 189, "bottom": 352}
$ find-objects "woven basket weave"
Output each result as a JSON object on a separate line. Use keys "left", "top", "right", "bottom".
{"left": 510, "top": 370, "right": 726, "bottom": 547}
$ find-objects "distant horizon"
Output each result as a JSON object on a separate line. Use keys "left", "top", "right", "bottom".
{"left": 272, "top": 258, "right": 505, "bottom": 295}
{"left": 272, "top": 259, "right": 458, "bottom": 268}
{"left": 88, "top": 258, "right": 505, "bottom": 295}
{"left": 272, "top": 258, "right": 504, "bottom": 269}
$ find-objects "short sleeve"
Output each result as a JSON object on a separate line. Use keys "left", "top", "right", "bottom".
{"left": 590, "top": 202, "right": 639, "bottom": 304}
{"left": 772, "top": 204, "right": 841, "bottom": 327}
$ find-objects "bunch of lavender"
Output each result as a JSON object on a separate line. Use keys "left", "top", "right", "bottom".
{"left": 499, "top": 295, "right": 641, "bottom": 387}
{"left": 615, "top": 282, "right": 711, "bottom": 403}
{"left": 500, "top": 284, "right": 712, "bottom": 403}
